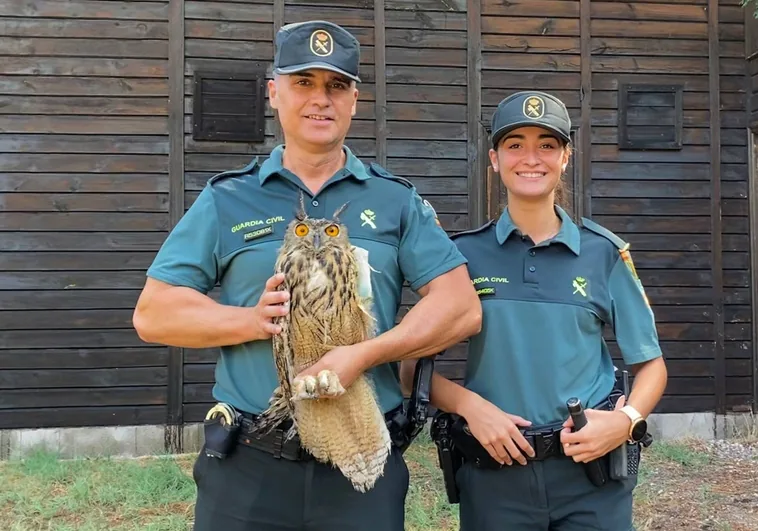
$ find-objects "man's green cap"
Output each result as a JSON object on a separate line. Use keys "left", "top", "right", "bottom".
{"left": 273, "top": 20, "right": 361, "bottom": 82}
{"left": 490, "top": 91, "right": 571, "bottom": 148}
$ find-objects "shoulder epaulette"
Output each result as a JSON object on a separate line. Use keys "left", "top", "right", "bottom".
{"left": 368, "top": 162, "right": 414, "bottom": 189}
{"left": 581, "top": 217, "right": 627, "bottom": 250}
{"left": 208, "top": 157, "right": 259, "bottom": 186}
{"left": 450, "top": 220, "right": 495, "bottom": 240}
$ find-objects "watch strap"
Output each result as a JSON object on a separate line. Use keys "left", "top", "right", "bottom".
{"left": 619, "top": 405, "right": 642, "bottom": 423}
{"left": 619, "top": 405, "right": 645, "bottom": 442}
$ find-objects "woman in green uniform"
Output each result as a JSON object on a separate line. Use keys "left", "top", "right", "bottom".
{"left": 420, "top": 91, "right": 668, "bottom": 530}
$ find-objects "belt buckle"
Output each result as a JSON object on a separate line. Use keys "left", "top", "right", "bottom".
{"left": 531, "top": 426, "right": 559, "bottom": 460}
{"left": 533, "top": 432, "right": 547, "bottom": 460}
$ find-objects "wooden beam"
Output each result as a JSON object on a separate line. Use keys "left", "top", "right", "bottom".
{"left": 273, "top": 0, "right": 284, "bottom": 145}
{"left": 579, "top": 0, "right": 591, "bottom": 218}
{"left": 748, "top": 130, "right": 758, "bottom": 414}
{"left": 166, "top": 0, "right": 185, "bottom": 453}
{"left": 746, "top": 7, "right": 758, "bottom": 415}
{"left": 466, "top": 0, "right": 485, "bottom": 228}
{"left": 570, "top": 127, "right": 584, "bottom": 220}
{"left": 708, "top": 0, "right": 725, "bottom": 416}
{"left": 374, "top": 0, "right": 386, "bottom": 166}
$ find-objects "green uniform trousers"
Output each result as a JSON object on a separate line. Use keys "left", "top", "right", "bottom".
{"left": 192, "top": 443, "right": 409, "bottom": 531}
{"left": 456, "top": 455, "right": 636, "bottom": 531}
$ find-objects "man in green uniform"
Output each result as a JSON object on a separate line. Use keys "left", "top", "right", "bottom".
{"left": 132, "top": 19, "right": 481, "bottom": 531}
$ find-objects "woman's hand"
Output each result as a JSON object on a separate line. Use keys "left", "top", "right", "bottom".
{"left": 459, "top": 392, "right": 535, "bottom": 466}
{"left": 560, "top": 396, "right": 631, "bottom": 463}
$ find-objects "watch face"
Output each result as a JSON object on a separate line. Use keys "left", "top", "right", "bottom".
{"left": 631, "top": 419, "right": 647, "bottom": 442}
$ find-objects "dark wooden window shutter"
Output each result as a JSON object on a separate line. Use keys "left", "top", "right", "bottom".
{"left": 192, "top": 69, "right": 266, "bottom": 142}
{"left": 618, "top": 84, "right": 683, "bottom": 150}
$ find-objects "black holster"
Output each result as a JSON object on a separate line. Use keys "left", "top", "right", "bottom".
{"left": 388, "top": 355, "right": 436, "bottom": 453}
{"left": 430, "top": 411, "right": 463, "bottom": 504}
{"left": 203, "top": 403, "right": 241, "bottom": 459}
{"left": 606, "top": 369, "right": 654, "bottom": 482}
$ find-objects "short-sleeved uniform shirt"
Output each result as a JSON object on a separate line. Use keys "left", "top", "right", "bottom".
{"left": 146, "top": 145, "right": 467, "bottom": 415}
{"left": 451, "top": 206, "right": 662, "bottom": 426}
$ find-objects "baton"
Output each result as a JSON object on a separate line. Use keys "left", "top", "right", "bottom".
{"left": 566, "top": 397, "right": 609, "bottom": 487}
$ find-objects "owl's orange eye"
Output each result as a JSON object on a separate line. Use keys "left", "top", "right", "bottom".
{"left": 295, "top": 223, "right": 309, "bottom": 237}
{"left": 324, "top": 225, "right": 340, "bottom": 237}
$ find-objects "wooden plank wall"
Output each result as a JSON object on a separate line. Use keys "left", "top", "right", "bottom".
{"left": 747, "top": 2, "right": 758, "bottom": 128}
{"left": 0, "top": 1, "right": 171, "bottom": 429}
{"left": 589, "top": 0, "right": 750, "bottom": 414}
{"left": 718, "top": 0, "right": 753, "bottom": 415}
{"left": 181, "top": 0, "right": 279, "bottom": 424}
{"left": 1, "top": 0, "right": 755, "bottom": 432}
{"left": 382, "top": 1, "right": 470, "bottom": 382}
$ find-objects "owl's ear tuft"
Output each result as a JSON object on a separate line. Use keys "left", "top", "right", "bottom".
{"left": 295, "top": 191, "right": 307, "bottom": 221}
{"left": 332, "top": 201, "right": 350, "bottom": 220}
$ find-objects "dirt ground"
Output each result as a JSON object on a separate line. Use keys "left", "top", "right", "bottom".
{"left": 632, "top": 438, "right": 758, "bottom": 531}
{"left": 2, "top": 434, "right": 756, "bottom": 530}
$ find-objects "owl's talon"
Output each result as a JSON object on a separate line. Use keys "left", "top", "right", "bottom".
{"left": 317, "top": 369, "right": 345, "bottom": 397}
{"left": 317, "top": 371, "right": 330, "bottom": 392}
{"left": 292, "top": 375, "right": 319, "bottom": 401}
{"left": 305, "top": 375, "right": 317, "bottom": 394}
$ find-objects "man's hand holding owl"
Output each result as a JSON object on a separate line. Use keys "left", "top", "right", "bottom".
{"left": 250, "top": 273, "right": 291, "bottom": 340}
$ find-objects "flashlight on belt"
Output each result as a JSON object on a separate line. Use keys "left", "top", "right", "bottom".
{"left": 566, "top": 397, "right": 609, "bottom": 487}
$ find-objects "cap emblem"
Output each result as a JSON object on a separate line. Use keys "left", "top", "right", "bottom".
{"left": 523, "top": 96, "right": 545, "bottom": 119}
{"left": 310, "top": 29, "right": 333, "bottom": 57}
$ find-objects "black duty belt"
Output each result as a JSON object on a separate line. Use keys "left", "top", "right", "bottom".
{"left": 236, "top": 405, "right": 405, "bottom": 462}
{"left": 237, "top": 415, "right": 310, "bottom": 461}
{"left": 452, "top": 396, "right": 618, "bottom": 469}
{"left": 452, "top": 420, "right": 565, "bottom": 468}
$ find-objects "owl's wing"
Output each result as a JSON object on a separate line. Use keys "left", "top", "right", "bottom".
{"left": 272, "top": 291, "right": 295, "bottom": 404}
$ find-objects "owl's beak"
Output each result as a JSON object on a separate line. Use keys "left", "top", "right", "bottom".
{"left": 313, "top": 233, "right": 321, "bottom": 248}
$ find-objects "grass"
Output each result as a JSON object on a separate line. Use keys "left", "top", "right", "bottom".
{"left": 1, "top": 450, "right": 195, "bottom": 531}
{"left": 404, "top": 432, "right": 459, "bottom": 531}
{"left": 1, "top": 434, "right": 756, "bottom": 531}
{"left": 643, "top": 438, "right": 712, "bottom": 469}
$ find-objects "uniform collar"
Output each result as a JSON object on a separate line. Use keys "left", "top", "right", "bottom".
{"left": 495, "top": 205, "right": 581, "bottom": 255}
{"left": 258, "top": 144, "right": 371, "bottom": 185}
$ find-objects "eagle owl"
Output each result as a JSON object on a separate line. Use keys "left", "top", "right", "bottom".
{"left": 253, "top": 196, "right": 392, "bottom": 493}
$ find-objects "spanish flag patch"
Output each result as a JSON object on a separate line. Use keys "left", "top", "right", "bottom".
{"left": 619, "top": 245, "right": 638, "bottom": 280}
{"left": 620, "top": 245, "right": 650, "bottom": 306}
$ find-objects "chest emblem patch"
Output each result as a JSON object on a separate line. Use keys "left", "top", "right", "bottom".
{"left": 360, "top": 209, "right": 377, "bottom": 229}
{"left": 572, "top": 276, "right": 588, "bottom": 297}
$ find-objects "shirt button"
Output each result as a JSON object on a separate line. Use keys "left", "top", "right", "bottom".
{"left": 312, "top": 200, "right": 319, "bottom": 206}
{"left": 529, "top": 266, "right": 536, "bottom": 272}
{"left": 529, "top": 250, "right": 536, "bottom": 257}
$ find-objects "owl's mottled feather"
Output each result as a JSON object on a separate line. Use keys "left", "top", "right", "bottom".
{"left": 252, "top": 199, "right": 391, "bottom": 492}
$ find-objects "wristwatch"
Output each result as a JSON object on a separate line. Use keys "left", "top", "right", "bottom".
{"left": 619, "top": 405, "right": 648, "bottom": 444}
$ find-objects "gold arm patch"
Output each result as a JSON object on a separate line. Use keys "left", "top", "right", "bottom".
{"left": 620, "top": 245, "right": 651, "bottom": 307}
{"left": 619, "top": 246, "right": 638, "bottom": 280}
